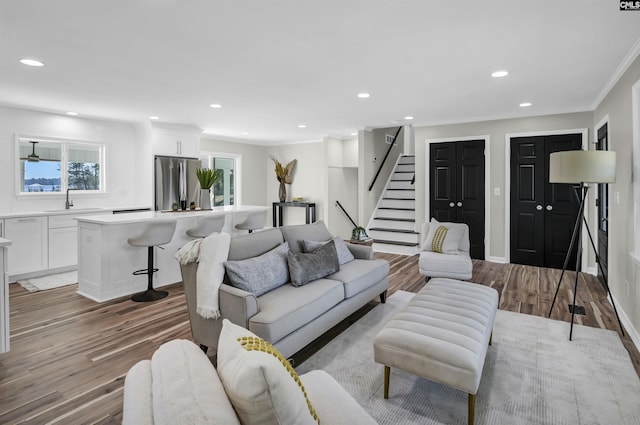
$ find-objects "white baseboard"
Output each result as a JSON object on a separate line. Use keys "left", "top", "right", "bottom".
{"left": 485, "top": 256, "right": 507, "bottom": 263}
{"left": 610, "top": 292, "right": 640, "bottom": 354}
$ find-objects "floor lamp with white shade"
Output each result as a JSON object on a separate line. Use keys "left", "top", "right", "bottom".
{"left": 546, "top": 150, "right": 625, "bottom": 340}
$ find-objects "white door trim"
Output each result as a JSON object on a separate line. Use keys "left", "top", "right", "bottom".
{"left": 504, "top": 128, "right": 588, "bottom": 268}
{"left": 424, "top": 135, "right": 490, "bottom": 259}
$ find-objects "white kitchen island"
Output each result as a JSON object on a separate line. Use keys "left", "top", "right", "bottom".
{"left": 1, "top": 237, "right": 11, "bottom": 353}
{"left": 76, "top": 205, "right": 269, "bottom": 302}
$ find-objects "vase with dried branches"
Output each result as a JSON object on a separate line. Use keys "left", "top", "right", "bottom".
{"left": 270, "top": 156, "right": 297, "bottom": 202}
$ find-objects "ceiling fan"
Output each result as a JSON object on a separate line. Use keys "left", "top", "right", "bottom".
{"left": 27, "top": 141, "right": 40, "bottom": 162}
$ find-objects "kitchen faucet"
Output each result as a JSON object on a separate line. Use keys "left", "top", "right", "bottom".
{"left": 65, "top": 188, "right": 74, "bottom": 209}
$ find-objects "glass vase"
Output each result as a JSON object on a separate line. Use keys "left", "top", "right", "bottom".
{"left": 279, "top": 183, "right": 287, "bottom": 202}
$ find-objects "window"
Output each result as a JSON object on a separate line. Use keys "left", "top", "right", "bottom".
{"left": 201, "top": 152, "right": 241, "bottom": 206}
{"left": 17, "top": 135, "right": 105, "bottom": 195}
{"left": 213, "top": 157, "right": 235, "bottom": 206}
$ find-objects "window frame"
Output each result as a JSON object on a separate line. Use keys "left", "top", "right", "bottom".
{"left": 199, "top": 151, "right": 242, "bottom": 206}
{"left": 15, "top": 134, "right": 107, "bottom": 197}
{"left": 633, "top": 79, "right": 640, "bottom": 257}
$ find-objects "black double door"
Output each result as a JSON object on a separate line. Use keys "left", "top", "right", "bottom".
{"left": 510, "top": 134, "right": 582, "bottom": 269}
{"left": 429, "top": 140, "right": 485, "bottom": 259}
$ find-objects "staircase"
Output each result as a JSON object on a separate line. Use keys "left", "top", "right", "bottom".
{"left": 368, "top": 155, "right": 420, "bottom": 255}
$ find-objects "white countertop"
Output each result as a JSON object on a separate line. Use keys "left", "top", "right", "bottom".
{"left": 0, "top": 206, "right": 150, "bottom": 220}
{"left": 0, "top": 238, "right": 11, "bottom": 247}
{"left": 75, "top": 205, "right": 269, "bottom": 225}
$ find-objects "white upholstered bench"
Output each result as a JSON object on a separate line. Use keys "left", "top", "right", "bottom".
{"left": 373, "top": 278, "right": 499, "bottom": 425}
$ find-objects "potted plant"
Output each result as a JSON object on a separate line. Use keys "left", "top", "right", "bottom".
{"left": 351, "top": 226, "right": 369, "bottom": 241}
{"left": 195, "top": 168, "right": 221, "bottom": 209}
{"left": 270, "top": 156, "right": 297, "bottom": 202}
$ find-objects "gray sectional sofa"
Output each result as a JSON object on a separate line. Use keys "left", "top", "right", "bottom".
{"left": 180, "top": 221, "right": 389, "bottom": 358}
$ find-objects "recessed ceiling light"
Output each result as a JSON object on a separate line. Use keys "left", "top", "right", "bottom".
{"left": 519, "top": 102, "right": 532, "bottom": 107}
{"left": 404, "top": 116, "right": 414, "bottom": 120}
{"left": 209, "top": 103, "right": 222, "bottom": 109}
{"left": 357, "top": 93, "right": 370, "bottom": 99}
{"left": 350, "top": 132, "right": 357, "bottom": 136}
{"left": 298, "top": 124, "right": 307, "bottom": 128}
{"left": 149, "top": 116, "right": 159, "bottom": 120}
{"left": 66, "top": 111, "right": 78, "bottom": 116}
{"left": 241, "top": 132, "right": 249, "bottom": 135}
{"left": 491, "top": 70, "right": 509, "bottom": 78}
{"left": 20, "top": 58, "right": 44, "bottom": 67}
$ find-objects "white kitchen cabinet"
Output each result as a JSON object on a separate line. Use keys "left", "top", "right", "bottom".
{"left": 4, "top": 216, "right": 48, "bottom": 277}
{"left": 48, "top": 213, "right": 112, "bottom": 269}
{"left": 48, "top": 215, "right": 79, "bottom": 269}
{"left": 1, "top": 238, "right": 10, "bottom": 353}
{"left": 152, "top": 123, "right": 201, "bottom": 157}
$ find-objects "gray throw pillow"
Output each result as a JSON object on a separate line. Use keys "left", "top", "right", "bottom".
{"left": 303, "top": 237, "right": 355, "bottom": 265}
{"left": 224, "top": 242, "right": 290, "bottom": 296}
{"left": 288, "top": 240, "right": 340, "bottom": 287}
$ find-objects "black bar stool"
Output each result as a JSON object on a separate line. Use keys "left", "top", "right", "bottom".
{"left": 127, "top": 218, "right": 177, "bottom": 302}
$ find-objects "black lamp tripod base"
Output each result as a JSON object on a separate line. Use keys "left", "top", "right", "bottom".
{"left": 547, "top": 184, "right": 624, "bottom": 340}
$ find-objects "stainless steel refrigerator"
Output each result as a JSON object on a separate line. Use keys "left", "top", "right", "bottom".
{"left": 154, "top": 155, "right": 203, "bottom": 211}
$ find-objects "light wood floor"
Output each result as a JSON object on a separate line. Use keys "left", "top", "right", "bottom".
{"left": 0, "top": 255, "right": 638, "bottom": 424}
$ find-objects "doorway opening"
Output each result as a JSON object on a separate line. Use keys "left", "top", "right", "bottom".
{"left": 200, "top": 152, "right": 242, "bottom": 206}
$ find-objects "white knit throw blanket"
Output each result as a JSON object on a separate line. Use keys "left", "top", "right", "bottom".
{"left": 174, "top": 233, "right": 231, "bottom": 319}
{"left": 174, "top": 239, "right": 202, "bottom": 265}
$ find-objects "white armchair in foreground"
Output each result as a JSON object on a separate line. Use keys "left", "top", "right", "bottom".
{"left": 418, "top": 218, "right": 472, "bottom": 281}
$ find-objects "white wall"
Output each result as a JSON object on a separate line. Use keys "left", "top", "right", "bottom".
{"left": 0, "top": 106, "right": 144, "bottom": 214}
{"left": 594, "top": 53, "right": 640, "bottom": 346}
{"left": 266, "top": 142, "right": 326, "bottom": 228}
{"left": 342, "top": 137, "right": 358, "bottom": 168}
{"left": 413, "top": 112, "right": 593, "bottom": 260}
{"left": 199, "top": 137, "right": 267, "bottom": 208}
{"left": 200, "top": 137, "right": 352, "bottom": 235}
{"left": 358, "top": 127, "right": 404, "bottom": 227}
{"left": 326, "top": 136, "right": 358, "bottom": 238}
{"left": 328, "top": 167, "right": 358, "bottom": 239}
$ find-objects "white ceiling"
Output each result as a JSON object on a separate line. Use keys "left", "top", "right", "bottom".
{"left": 2, "top": 1, "right": 640, "bottom": 145}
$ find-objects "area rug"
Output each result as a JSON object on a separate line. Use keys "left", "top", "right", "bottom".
{"left": 296, "top": 291, "right": 640, "bottom": 425}
{"left": 17, "top": 271, "right": 77, "bottom": 292}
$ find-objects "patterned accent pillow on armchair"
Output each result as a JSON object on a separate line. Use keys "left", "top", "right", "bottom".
{"left": 422, "top": 218, "right": 466, "bottom": 254}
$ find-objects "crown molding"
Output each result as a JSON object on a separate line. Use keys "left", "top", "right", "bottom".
{"left": 591, "top": 35, "right": 640, "bottom": 110}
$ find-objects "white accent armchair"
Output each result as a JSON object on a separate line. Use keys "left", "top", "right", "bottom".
{"left": 418, "top": 219, "right": 473, "bottom": 281}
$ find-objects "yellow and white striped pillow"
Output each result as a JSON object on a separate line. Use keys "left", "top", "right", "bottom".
{"left": 422, "top": 218, "right": 466, "bottom": 254}
{"left": 217, "top": 319, "right": 320, "bottom": 425}
{"left": 431, "top": 225, "right": 450, "bottom": 253}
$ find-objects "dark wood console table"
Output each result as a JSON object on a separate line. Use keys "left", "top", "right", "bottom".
{"left": 272, "top": 202, "right": 317, "bottom": 227}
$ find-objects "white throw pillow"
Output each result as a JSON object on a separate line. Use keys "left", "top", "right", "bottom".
{"left": 422, "top": 218, "right": 465, "bottom": 254}
{"left": 150, "top": 340, "right": 241, "bottom": 425}
{"left": 217, "top": 319, "right": 319, "bottom": 425}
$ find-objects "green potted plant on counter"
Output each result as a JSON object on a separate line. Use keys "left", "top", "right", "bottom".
{"left": 196, "top": 168, "right": 221, "bottom": 209}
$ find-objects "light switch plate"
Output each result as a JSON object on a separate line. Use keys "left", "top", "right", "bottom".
{"left": 614, "top": 191, "right": 620, "bottom": 204}
{"left": 494, "top": 187, "right": 500, "bottom": 196}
